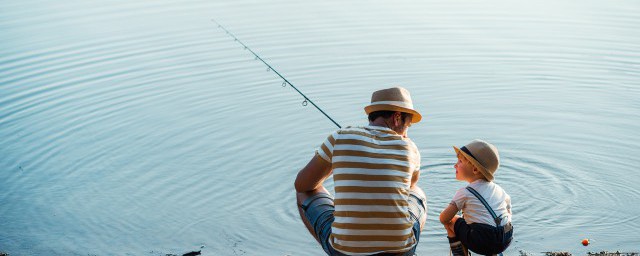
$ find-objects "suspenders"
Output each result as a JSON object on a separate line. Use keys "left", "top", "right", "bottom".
{"left": 465, "top": 187, "right": 513, "bottom": 256}
{"left": 465, "top": 187, "right": 503, "bottom": 227}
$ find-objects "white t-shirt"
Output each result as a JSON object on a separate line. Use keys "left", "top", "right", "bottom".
{"left": 451, "top": 179, "right": 512, "bottom": 227}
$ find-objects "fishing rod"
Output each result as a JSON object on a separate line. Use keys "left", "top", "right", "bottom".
{"left": 211, "top": 19, "right": 342, "bottom": 128}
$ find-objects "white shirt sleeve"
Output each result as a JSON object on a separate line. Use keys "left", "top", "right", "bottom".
{"left": 451, "top": 187, "right": 468, "bottom": 211}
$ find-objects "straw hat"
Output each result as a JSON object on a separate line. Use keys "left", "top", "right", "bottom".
{"left": 453, "top": 139, "right": 500, "bottom": 181}
{"left": 364, "top": 87, "right": 422, "bottom": 123}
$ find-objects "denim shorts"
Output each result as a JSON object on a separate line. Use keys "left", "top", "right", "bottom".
{"left": 301, "top": 190, "right": 427, "bottom": 256}
{"left": 453, "top": 218, "right": 513, "bottom": 255}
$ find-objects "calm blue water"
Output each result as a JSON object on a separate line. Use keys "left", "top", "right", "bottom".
{"left": 1, "top": 0, "right": 639, "bottom": 255}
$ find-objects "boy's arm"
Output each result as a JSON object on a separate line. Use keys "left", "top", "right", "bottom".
{"left": 294, "top": 154, "right": 332, "bottom": 192}
{"left": 439, "top": 203, "right": 459, "bottom": 225}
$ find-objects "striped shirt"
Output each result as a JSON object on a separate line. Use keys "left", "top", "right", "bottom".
{"left": 316, "top": 125, "right": 421, "bottom": 255}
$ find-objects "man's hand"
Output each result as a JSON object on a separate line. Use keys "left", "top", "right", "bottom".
{"left": 294, "top": 154, "right": 332, "bottom": 192}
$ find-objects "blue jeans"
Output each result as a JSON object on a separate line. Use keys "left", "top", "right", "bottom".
{"left": 301, "top": 190, "right": 427, "bottom": 256}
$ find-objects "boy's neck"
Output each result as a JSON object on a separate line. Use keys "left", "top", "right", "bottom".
{"left": 467, "top": 177, "right": 488, "bottom": 184}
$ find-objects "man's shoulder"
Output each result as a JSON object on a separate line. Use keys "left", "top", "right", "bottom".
{"left": 337, "top": 126, "right": 400, "bottom": 138}
{"left": 334, "top": 126, "right": 368, "bottom": 138}
{"left": 338, "top": 126, "right": 367, "bottom": 133}
{"left": 404, "top": 137, "right": 418, "bottom": 148}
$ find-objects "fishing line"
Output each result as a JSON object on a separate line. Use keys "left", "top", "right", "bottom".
{"left": 211, "top": 19, "right": 342, "bottom": 128}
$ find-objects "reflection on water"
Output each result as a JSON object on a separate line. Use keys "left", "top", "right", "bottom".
{"left": 1, "top": 0, "right": 639, "bottom": 255}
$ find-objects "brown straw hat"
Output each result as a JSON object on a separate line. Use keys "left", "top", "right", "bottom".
{"left": 364, "top": 87, "right": 422, "bottom": 123}
{"left": 453, "top": 139, "right": 500, "bottom": 181}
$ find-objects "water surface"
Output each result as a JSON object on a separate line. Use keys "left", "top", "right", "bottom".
{"left": 1, "top": 0, "right": 639, "bottom": 255}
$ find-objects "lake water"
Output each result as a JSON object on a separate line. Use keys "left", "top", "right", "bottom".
{"left": 1, "top": 0, "right": 639, "bottom": 255}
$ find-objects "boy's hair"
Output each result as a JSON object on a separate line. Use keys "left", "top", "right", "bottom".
{"left": 456, "top": 153, "right": 470, "bottom": 163}
{"left": 457, "top": 153, "right": 489, "bottom": 180}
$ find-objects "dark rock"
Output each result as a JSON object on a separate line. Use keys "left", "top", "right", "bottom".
{"left": 182, "top": 251, "right": 201, "bottom": 256}
{"left": 545, "top": 252, "right": 571, "bottom": 256}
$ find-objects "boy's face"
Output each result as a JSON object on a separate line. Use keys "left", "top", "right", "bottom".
{"left": 454, "top": 154, "right": 476, "bottom": 182}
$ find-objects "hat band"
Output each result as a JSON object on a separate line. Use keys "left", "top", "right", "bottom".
{"left": 368, "top": 100, "right": 414, "bottom": 109}
{"left": 460, "top": 146, "right": 480, "bottom": 163}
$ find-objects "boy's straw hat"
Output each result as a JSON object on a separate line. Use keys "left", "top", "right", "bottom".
{"left": 364, "top": 87, "right": 422, "bottom": 123}
{"left": 453, "top": 139, "right": 500, "bottom": 181}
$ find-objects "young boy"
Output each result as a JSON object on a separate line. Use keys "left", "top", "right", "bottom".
{"left": 439, "top": 140, "right": 513, "bottom": 256}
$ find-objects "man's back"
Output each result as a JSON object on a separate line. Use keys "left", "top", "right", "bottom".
{"left": 316, "top": 125, "right": 421, "bottom": 255}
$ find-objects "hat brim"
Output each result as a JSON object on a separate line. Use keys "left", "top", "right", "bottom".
{"left": 453, "top": 146, "right": 494, "bottom": 181}
{"left": 364, "top": 104, "right": 422, "bottom": 123}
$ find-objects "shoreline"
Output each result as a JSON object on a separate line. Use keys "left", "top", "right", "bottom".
{"left": 1, "top": 250, "right": 639, "bottom": 256}
{"left": 521, "top": 251, "right": 639, "bottom": 256}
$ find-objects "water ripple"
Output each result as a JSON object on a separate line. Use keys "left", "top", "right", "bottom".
{"left": 2, "top": 0, "right": 640, "bottom": 255}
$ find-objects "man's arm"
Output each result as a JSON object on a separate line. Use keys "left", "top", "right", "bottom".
{"left": 410, "top": 170, "right": 420, "bottom": 189}
{"left": 294, "top": 154, "right": 332, "bottom": 192}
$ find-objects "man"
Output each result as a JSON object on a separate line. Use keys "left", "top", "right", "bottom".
{"left": 295, "top": 87, "right": 427, "bottom": 256}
